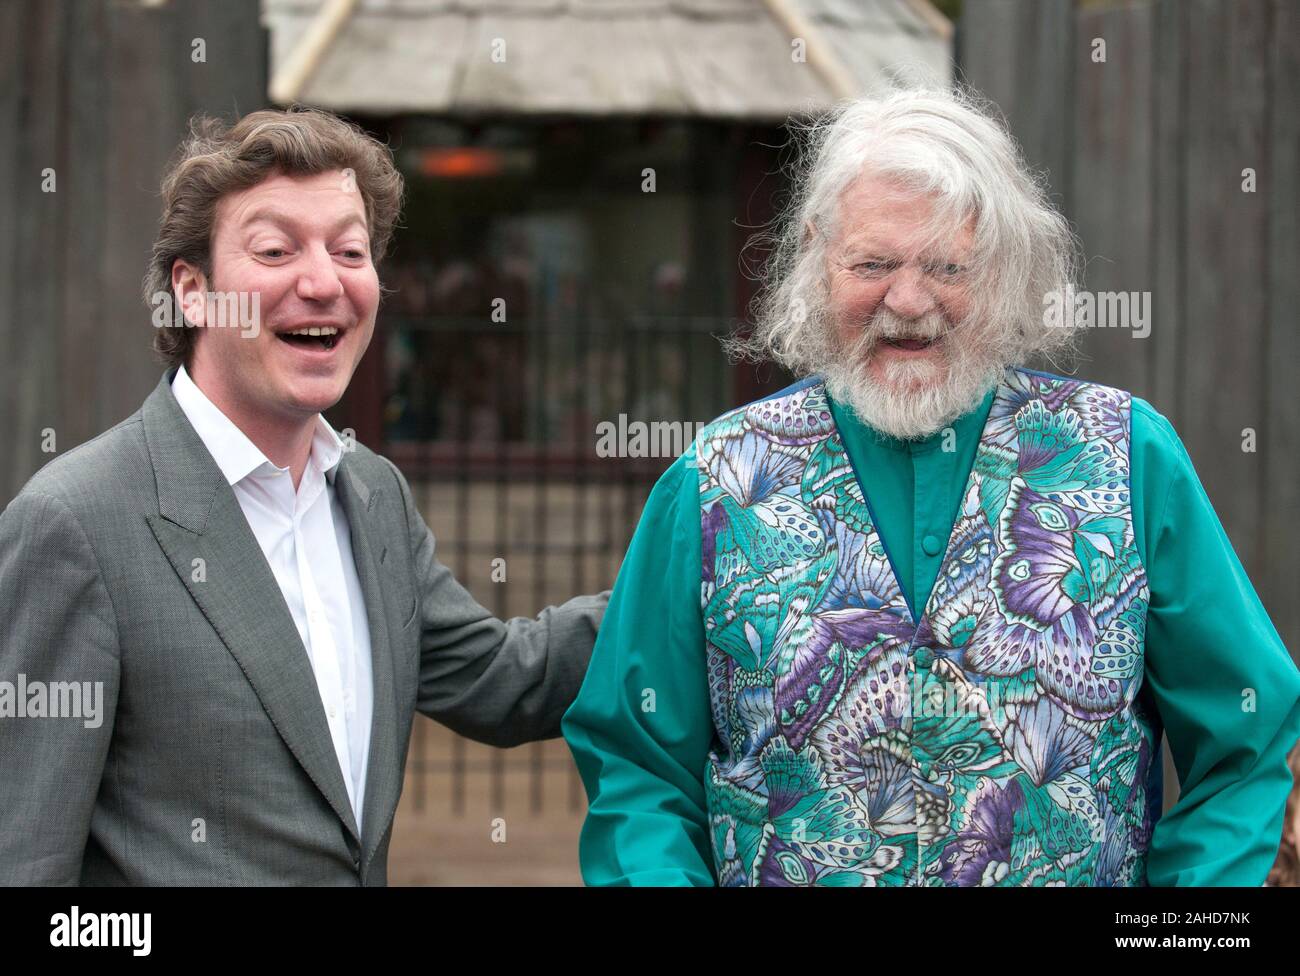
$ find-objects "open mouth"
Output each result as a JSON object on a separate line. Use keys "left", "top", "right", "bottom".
{"left": 882, "top": 336, "right": 937, "bottom": 351}
{"left": 277, "top": 328, "right": 340, "bottom": 351}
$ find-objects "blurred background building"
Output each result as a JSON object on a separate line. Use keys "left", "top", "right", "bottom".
{"left": 1, "top": 0, "right": 1295, "bottom": 884}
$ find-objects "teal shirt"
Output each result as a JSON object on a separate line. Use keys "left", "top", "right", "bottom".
{"left": 562, "top": 388, "right": 1300, "bottom": 887}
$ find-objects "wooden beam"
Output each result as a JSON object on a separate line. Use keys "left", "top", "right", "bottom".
{"left": 757, "top": 0, "right": 860, "bottom": 101}
{"left": 269, "top": 0, "right": 359, "bottom": 105}
{"left": 906, "top": 0, "right": 955, "bottom": 41}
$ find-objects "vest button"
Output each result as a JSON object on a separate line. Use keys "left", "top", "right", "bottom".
{"left": 922, "top": 534, "right": 943, "bottom": 556}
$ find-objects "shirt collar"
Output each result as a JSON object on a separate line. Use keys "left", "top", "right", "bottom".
{"left": 170, "top": 364, "right": 346, "bottom": 487}
{"left": 826, "top": 381, "right": 998, "bottom": 455}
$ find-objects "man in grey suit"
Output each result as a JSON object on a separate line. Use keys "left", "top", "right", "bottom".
{"left": 0, "top": 107, "right": 607, "bottom": 884}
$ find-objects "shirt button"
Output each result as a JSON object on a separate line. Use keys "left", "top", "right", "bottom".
{"left": 922, "top": 534, "right": 943, "bottom": 556}
{"left": 328, "top": 705, "right": 337, "bottom": 719}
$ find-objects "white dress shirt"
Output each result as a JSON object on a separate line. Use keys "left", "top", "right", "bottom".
{"left": 171, "top": 366, "right": 374, "bottom": 833}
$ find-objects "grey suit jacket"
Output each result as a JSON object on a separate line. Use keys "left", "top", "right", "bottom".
{"left": 0, "top": 368, "right": 606, "bottom": 885}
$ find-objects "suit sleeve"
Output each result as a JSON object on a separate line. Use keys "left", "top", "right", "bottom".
{"left": 0, "top": 490, "right": 120, "bottom": 884}
{"left": 1133, "top": 401, "right": 1300, "bottom": 886}
{"left": 561, "top": 446, "right": 717, "bottom": 886}
{"left": 379, "top": 456, "right": 607, "bottom": 748}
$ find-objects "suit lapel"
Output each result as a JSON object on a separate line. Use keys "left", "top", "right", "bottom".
{"left": 331, "top": 459, "right": 402, "bottom": 862}
{"left": 141, "top": 370, "right": 361, "bottom": 843}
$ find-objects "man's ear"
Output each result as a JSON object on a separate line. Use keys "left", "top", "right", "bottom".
{"left": 171, "top": 258, "right": 208, "bottom": 328}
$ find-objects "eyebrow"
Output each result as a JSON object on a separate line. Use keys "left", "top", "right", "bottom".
{"left": 241, "top": 207, "right": 368, "bottom": 237}
{"left": 842, "top": 245, "right": 964, "bottom": 263}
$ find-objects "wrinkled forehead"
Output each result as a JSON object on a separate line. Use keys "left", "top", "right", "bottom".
{"left": 215, "top": 168, "right": 369, "bottom": 236}
{"left": 829, "top": 172, "right": 975, "bottom": 258}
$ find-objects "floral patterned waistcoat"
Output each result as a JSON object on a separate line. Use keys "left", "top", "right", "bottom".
{"left": 696, "top": 367, "right": 1162, "bottom": 886}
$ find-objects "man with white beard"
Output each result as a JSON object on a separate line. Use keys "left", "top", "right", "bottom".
{"left": 562, "top": 86, "right": 1300, "bottom": 887}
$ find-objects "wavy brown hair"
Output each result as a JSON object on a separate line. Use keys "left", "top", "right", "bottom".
{"left": 143, "top": 106, "right": 404, "bottom": 369}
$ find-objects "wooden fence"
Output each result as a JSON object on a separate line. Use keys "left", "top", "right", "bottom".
{"left": 960, "top": 0, "right": 1298, "bottom": 655}
{"left": 0, "top": 0, "right": 267, "bottom": 503}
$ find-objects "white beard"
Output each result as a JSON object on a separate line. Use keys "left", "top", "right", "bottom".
{"left": 822, "top": 308, "right": 1007, "bottom": 440}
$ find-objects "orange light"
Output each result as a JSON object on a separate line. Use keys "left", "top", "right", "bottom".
{"left": 419, "top": 147, "right": 504, "bottom": 179}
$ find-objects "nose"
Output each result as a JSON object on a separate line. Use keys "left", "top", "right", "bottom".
{"left": 882, "top": 266, "right": 937, "bottom": 319}
{"left": 295, "top": 244, "right": 345, "bottom": 303}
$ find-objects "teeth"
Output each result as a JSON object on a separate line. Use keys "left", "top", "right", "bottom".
{"left": 285, "top": 326, "right": 339, "bottom": 336}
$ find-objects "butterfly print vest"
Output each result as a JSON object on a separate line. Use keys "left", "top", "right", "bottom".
{"left": 696, "top": 367, "right": 1161, "bottom": 886}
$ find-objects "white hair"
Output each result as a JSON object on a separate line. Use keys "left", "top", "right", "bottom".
{"left": 727, "top": 84, "right": 1082, "bottom": 391}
